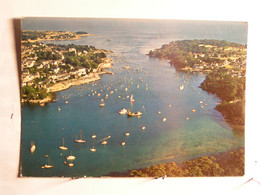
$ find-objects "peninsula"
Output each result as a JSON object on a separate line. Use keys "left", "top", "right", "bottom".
{"left": 148, "top": 39, "right": 246, "bottom": 130}
{"left": 21, "top": 31, "right": 113, "bottom": 105}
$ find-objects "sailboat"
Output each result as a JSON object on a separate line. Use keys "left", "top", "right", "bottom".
{"left": 59, "top": 138, "right": 68, "bottom": 151}
{"left": 130, "top": 94, "right": 135, "bottom": 103}
{"left": 89, "top": 144, "right": 96, "bottom": 152}
{"left": 41, "top": 156, "right": 54, "bottom": 169}
{"left": 75, "top": 129, "right": 86, "bottom": 143}
{"left": 30, "top": 141, "right": 36, "bottom": 153}
{"left": 99, "top": 99, "right": 105, "bottom": 107}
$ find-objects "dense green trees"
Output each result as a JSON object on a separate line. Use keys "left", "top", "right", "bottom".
{"left": 21, "top": 85, "right": 49, "bottom": 100}
{"left": 63, "top": 51, "right": 105, "bottom": 69}
{"left": 200, "top": 69, "right": 245, "bottom": 126}
{"left": 37, "top": 51, "right": 61, "bottom": 61}
{"left": 200, "top": 69, "right": 245, "bottom": 102}
{"left": 129, "top": 149, "right": 244, "bottom": 177}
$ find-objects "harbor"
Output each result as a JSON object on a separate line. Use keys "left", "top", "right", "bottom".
{"left": 20, "top": 18, "right": 246, "bottom": 177}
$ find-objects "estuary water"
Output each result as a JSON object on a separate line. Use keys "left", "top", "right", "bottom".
{"left": 21, "top": 18, "right": 247, "bottom": 177}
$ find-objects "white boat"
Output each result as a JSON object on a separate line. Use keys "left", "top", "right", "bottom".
{"left": 41, "top": 156, "right": 54, "bottom": 169}
{"left": 75, "top": 130, "right": 86, "bottom": 143}
{"left": 130, "top": 94, "right": 135, "bottom": 103}
{"left": 41, "top": 164, "right": 54, "bottom": 169}
{"left": 179, "top": 85, "right": 184, "bottom": 90}
{"left": 68, "top": 162, "right": 74, "bottom": 167}
{"left": 125, "top": 132, "right": 130, "bottom": 136}
{"left": 30, "top": 141, "right": 36, "bottom": 153}
{"left": 66, "top": 155, "right": 76, "bottom": 161}
{"left": 58, "top": 106, "right": 61, "bottom": 111}
{"left": 101, "top": 140, "right": 108, "bottom": 145}
{"left": 59, "top": 138, "right": 68, "bottom": 151}
{"left": 118, "top": 108, "right": 128, "bottom": 115}
{"left": 162, "top": 117, "right": 167, "bottom": 122}
{"left": 99, "top": 99, "right": 105, "bottom": 107}
{"left": 121, "top": 142, "right": 126, "bottom": 146}
{"left": 90, "top": 144, "right": 96, "bottom": 152}
{"left": 91, "top": 134, "right": 97, "bottom": 139}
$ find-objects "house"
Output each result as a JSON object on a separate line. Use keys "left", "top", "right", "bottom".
{"left": 69, "top": 48, "right": 77, "bottom": 55}
{"left": 52, "top": 67, "right": 60, "bottom": 74}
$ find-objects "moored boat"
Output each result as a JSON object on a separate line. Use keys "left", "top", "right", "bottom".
{"left": 99, "top": 99, "right": 105, "bottom": 107}
{"left": 59, "top": 138, "right": 68, "bottom": 151}
{"left": 41, "top": 156, "right": 54, "bottom": 169}
{"left": 90, "top": 144, "right": 96, "bottom": 152}
{"left": 130, "top": 94, "right": 135, "bottom": 103}
{"left": 75, "top": 129, "right": 86, "bottom": 143}
{"left": 30, "top": 141, "right": 36, "bottom": 153}
{"left": 101, "top": 140, "right": 108, "bottom": 145}
{"left": 118, "top": 108, "right": 127, "bottom": 115}
{"left": 66, "top": 155, "right": 76, "bottom": 160}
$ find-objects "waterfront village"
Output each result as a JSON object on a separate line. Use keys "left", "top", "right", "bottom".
{"left": 21, "top": 31, "right": 113, "bottom": 105}
{"left": 148, "top": 39, "right": 247, "bottom": 77}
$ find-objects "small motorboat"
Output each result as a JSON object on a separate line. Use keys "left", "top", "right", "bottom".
{"left": 118, "top": 108, "right": 128, "bottom": 115}
{"left": 66, "top": 155, "right": 76, "bottom": 161}
{"left": 101, "top": 141, "right": 108, "bottom": 145}
{"left": 30, "top": 141, "right": 36, "bottom": 153}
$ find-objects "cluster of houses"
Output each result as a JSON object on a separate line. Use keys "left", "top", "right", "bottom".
{"left": 21, "top": 42, "right": 96, "bottom": 91}
{"left": 184, "top": 46, "right": 247, "bottom": 77}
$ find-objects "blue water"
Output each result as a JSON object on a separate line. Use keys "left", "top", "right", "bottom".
{"left": 21, "top": 18, "right": 247, "bottom": 177}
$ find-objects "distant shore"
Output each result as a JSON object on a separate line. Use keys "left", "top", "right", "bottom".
{"left": 22, "top": 32, "right": 93, "bottom": 43}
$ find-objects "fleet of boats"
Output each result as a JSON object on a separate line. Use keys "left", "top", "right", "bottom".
{"left": 31, "top": 63, "right": 210, "bottom": 171}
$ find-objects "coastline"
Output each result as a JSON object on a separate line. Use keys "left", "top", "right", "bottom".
{"left": 21, "top": 57, "right": 114, "bottom": 105}
{"left": 21, "top": 32, "right": 93, "bottom": 43}
{"left": 48, "top": 72, "right": 101, "bottom": 93}
{"left": 48, "top": 57, "right": 113, "bottom": 93}
{"left": 105, "top": 147, "right": 244, "bottom": 177}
